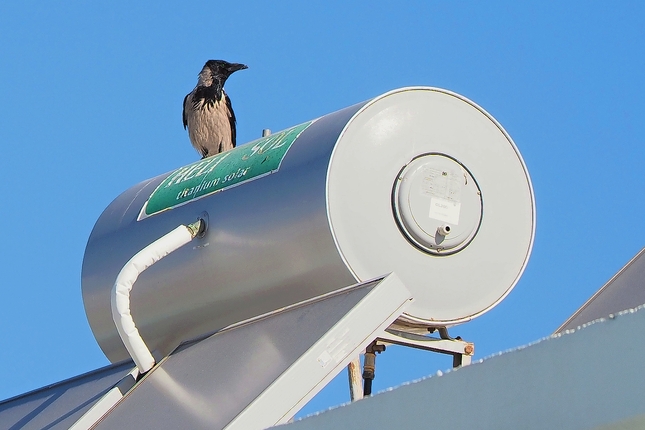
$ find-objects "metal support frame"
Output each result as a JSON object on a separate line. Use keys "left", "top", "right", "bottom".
{"left": 377, "top": 327, "right": 474, "bottom": 367}
{"left": 348, "top": 326, "right": 475, "bottom": 401}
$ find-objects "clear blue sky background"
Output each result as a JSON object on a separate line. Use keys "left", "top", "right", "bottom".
{"left": 1, "top": 1, "right": 644, "bottom": 418}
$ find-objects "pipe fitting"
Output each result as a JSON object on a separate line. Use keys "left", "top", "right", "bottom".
{"left": 437, "top": 224, "right": 451, "bottom": 236}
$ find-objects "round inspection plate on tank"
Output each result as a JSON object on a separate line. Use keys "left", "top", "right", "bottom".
{"left": 393, "top": 154, "right": 482, "bottom": 255}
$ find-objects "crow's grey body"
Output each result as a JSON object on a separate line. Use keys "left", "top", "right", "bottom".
{"left": 183, "top": 60, "right": 247, "bottom": 158}
{"left": 183, "top": 90, "right": 234, "bottom": 156}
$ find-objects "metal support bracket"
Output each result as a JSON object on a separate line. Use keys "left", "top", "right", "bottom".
{"left": 351, "top": 326, "right": 474, "bottom": 402}
{"left": 376, "top": 327, "right": 475, "bottom": 368}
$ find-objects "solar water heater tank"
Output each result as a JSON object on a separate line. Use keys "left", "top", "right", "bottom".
{"left": 82, "top": 87, "right": 535, "bottom": 363}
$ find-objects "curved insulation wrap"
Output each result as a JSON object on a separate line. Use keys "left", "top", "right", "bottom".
{"left": 82, "top": 87, "right": 535, "bottom": 363}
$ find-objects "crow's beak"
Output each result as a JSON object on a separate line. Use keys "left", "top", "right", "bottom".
{"left": 228, "top": 63, "right": 248, "bottom": 73}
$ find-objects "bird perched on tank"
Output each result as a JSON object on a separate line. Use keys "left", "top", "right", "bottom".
{"left": 183, "top": 60, "right": 248, "bottom": 158}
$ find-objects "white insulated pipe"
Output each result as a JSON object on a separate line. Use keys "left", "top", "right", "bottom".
{"left": 111, "top": 220, "right": 203, "bottom": 373}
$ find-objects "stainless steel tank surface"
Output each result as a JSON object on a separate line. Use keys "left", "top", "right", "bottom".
{"left": 82, "top": 87, "right": 535, "bottom": 363}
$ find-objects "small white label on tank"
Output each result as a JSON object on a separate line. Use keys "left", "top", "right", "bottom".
{"left": 429, "top": 197, "right": 461, "bottom": 225}
{"left": 421, "top": 168, "right": 462, "bottom": 202}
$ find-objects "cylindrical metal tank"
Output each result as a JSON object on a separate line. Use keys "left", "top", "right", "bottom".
{"left": 82, "top": 87, "right": 535, "bottom": 363}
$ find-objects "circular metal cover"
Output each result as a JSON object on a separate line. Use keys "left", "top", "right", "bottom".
{"left": 326, "top": 87, "right": 535, "bottom": 326}
{"left": 393, "top": 154, "right": 482, "bottom": 255}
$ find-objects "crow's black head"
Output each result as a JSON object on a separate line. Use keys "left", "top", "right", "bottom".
{"left": 191, "top": 60, "right": 247, "bottom": 112}
{"left": 203, "top": 60, "right": 248, "bottom": 82}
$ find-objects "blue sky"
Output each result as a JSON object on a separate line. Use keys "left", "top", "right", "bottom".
{"left": 1, "top": 1, "right": 644, "bottom": 417}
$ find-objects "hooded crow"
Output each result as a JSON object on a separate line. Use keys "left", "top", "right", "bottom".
{"left": 183, "top": 60, "right": 247, "bottom": 158}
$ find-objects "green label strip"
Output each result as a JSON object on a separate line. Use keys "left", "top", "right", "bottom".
{"left": 140, "top": 121, "right": 313, "bottom": 219}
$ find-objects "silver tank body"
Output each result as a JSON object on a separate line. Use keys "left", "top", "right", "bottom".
{"left": 82, "top": 88, "right": 535, "bottom": 363}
